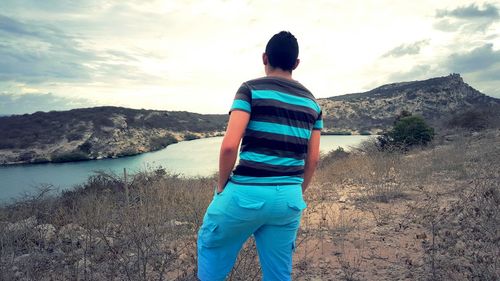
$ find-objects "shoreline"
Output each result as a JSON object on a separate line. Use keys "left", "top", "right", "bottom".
{"left": 0, "top": 129, "right": 227, "bottom": 168}
{"left": 0, "top": 141, "right": 185, "bottom": 167}
{"left": 0, "top": 133, "right": 373, "bottom": 166}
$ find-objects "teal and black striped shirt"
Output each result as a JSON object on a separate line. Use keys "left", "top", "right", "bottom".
{"left": 229, "top": 76, "right": 323, "bottom": 185}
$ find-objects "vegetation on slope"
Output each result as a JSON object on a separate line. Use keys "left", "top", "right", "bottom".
{"left": 1, "top": 124, "right": 498, "bottom": 280}
{"left": 0, "top": 106, "right": 227, "bottom": 164}
{"left": 0, "top": 107, "right": 227, "bottom": 150}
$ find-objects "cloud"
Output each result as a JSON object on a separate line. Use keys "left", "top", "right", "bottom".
{"left": 0, "top": 13, "right": 95, "bottom": 81}
{"left": 446, "top": 43, "right": 500, "bottom": 73}
{"left": 0, "top": 92, "right": 95, "bottom": 115}
{"left": 387, "top": 65, "right": 435, "bottom": 82}
{"left": 436, "top": 3, "right": 499, "bottom": 19}
{"left": 381, "top": 44, "right": 500, "bottom": 97}
{"left": 443, "top": 44, "right": 500, "bottom": 98}
{"left": 434, "top": 3, "right": 499, "bottom": 32}
{"left": 383, "top": 40, "right": 430, "bottom": 57}
{"left": 0, "top": 14, "right": 156, "bottom": 85}
{"left": 0, "top": 14, "right": 93, "bottom": 83}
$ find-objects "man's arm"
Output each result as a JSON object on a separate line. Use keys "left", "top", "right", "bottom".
{"left": 218, "top": 110, "right": 250, "bottom": 193}
{"left": 302, "top": 130, "right": 321, "bottom": 193}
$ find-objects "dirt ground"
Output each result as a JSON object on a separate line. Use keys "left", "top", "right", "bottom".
{"left": 290, "top": 131, "right": 499, "bottom": 280}
{"left": 293, "top": 184, "right": 435, "bottom": 281}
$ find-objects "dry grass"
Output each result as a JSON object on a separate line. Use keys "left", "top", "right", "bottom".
{"left": 292, "top": 129, "right": 499, "bottom": 280}
{"left": 1, "top": 129, "right": 499, "bottom": 280}
{"left": 0, "top": 171, "right": 212, "bottom": 280}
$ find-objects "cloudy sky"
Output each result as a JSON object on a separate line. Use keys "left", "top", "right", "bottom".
{"left": 0, "top": 0, "right": 499, "bottom": 115}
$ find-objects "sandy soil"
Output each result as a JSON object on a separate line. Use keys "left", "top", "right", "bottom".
{"left": 292, "top": 179, "right": 463, "bottom": 281}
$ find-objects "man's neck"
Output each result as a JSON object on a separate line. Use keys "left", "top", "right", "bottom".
{"left": 265, "top": 68, "right": 293, "bottom": 81}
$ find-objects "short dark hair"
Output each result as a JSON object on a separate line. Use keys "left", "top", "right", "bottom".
{"left": 265, "top": 31, "right": 299, "bottom": 72}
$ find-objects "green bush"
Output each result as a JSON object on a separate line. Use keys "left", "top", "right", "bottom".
{"left": 116, "top": 148, "right": 139, "bottom": 157}
{"left": 77, "top": 141, "right": 92, "bottom": 154}
{"left": 18, "top": 151, "right": 36, "bottom": 162}
{"left": 183, "top": 132, "right": 200, "bottom": 141}
{"left": 447, "top": 107, "right": 499, "bottom": 131}
{"left": 32, "top": 157, "right": 50, "bottom": 164}
{"left": 66, "top": 131, "right": 84, "bottom": 141}
{"left": 378, "top": 113, "right": 434, "bottom": 150}
{"left": 327, "top": 146, "right": 350, "bottom": 159}
{"left": 52, "top": 151, "right": 89, "bottom": 163}
{"left": 149, "top": 134, "right": 178, "bottom": 150}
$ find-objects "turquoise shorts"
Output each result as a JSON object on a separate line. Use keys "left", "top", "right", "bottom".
{"left": 197, "top": 180, "right": 307, "bottom": 281}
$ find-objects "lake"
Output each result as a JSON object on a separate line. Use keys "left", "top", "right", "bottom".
{"left": 0, "top": 135, "right": 374, "bottom": 202}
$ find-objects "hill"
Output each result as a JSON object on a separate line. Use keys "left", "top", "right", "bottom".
{"left": 318, "top": 74, "right": 500, "bottom": 134}
{"left": 0, "top": 107, "right": 227, "bottom": 164}
{"left": 1, "top": 73, "right": 498, "bottom": 164}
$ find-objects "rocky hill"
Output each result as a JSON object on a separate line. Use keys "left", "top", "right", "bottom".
{"left": 0, "top": 107, "right": 227, "bottom": 165}
{"left": 1, "top": 74, "right": 498, "bottom": 165}
{"left": 318, "top": 74, "right": 500, "bottom": 134}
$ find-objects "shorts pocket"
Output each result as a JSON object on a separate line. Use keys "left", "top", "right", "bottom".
{"left": 287, "top": 198, "right": 307, "bottom": 211}
{"left": 234, "top": 196, "right": 265, "bottom": 209}
{"left": 226, "top": 195, "right": 265, "bottom": 221}
{"left": 199, "top": 221, "right": 221, "bottom": 248}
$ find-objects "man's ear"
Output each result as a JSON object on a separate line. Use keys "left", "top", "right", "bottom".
{"left": 262, "top": 53, "right": 268, "bottom": 65}
{"left": 292, "top": 59, "right": 300, "bottom": 70}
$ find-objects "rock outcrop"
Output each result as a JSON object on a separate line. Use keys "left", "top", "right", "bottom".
{"left": 0, "top": 107, "right": 227, "bottom": 164}
{"left": 318, "top": 74, "right": 500, "bottom": 134}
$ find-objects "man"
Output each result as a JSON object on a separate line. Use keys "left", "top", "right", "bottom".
{"left": 197, "top": 31, "right": 322, "bottom": 281}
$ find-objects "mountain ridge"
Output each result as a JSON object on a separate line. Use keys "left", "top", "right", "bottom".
{"left": 1, "top": 73, "right": 498, "bottom": 165}
{"left": 318, "top": 73, "right": 499, "bottom": 133}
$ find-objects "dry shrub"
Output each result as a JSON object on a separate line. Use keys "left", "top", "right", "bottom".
{"left": 446, "top": 105, "right": 500, "bottom": 131}
{"left": 1, "top": 166, "right": 318, "bottom": 281}
{"left": 401, "top": 131, "right": 500, "bottom": 281}
{"left": 415, "top": 134, "right": 500, "bottom": 281}
{"left": 318, "top": 145, "right": 408, "bottom": 203}
{"left": 312, "top": 130, "right": 499, "bottom": 280}
{"left": 0, "top": 169, "right": 214, "bottom": 281}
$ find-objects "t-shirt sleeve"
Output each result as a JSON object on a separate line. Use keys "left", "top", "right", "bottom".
{"left": 313, "top": 110, "right": 323, "bottom": 130}
{"left": 229, "top": 83, "right": 251, "bottom": 114}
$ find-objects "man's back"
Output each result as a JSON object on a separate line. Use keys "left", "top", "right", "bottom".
{"left": 229, "top": 76, "right": 323, "bottom": 185}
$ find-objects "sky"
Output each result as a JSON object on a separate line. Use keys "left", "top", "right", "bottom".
{"left": 0, "top": 0, "right": 499, "bottom": 115}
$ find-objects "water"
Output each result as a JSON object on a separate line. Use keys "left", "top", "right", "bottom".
{"left": 0, "top": 135, "right": 373, "bottom": 202}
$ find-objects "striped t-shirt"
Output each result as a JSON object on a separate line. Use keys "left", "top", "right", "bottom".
{"left": 229, "top": 76, "right": 323, "bottom": 185}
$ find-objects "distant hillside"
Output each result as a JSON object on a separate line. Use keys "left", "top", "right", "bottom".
{"left": 318, "top": 74, "right": 500, "bottom": 133}
{"left": 2, "top": 74, "right": 499, "bottom": 165}
{"left": 0, "top": 107, "right": 227, "bottom": 165}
